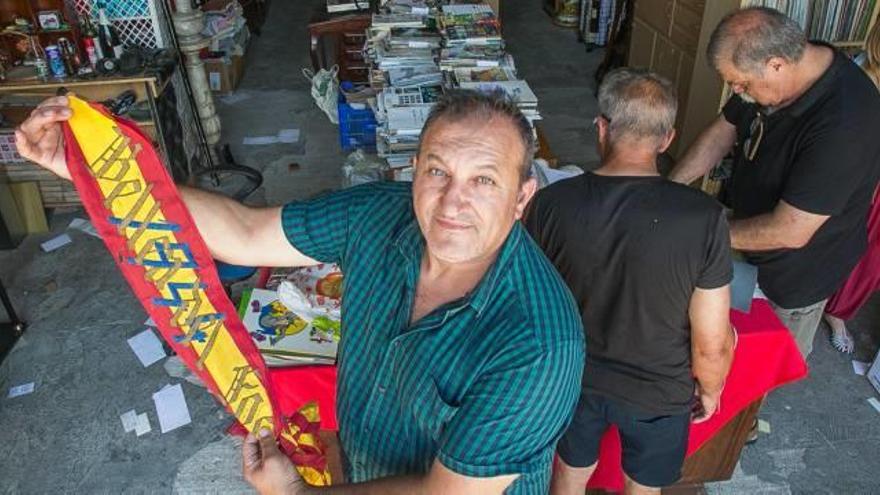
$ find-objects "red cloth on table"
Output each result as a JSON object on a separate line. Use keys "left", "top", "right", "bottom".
{"left": 825, "top": 196, "right": 880, "bottom": 319}
{"left": 270, "top": 365, "right": 339, "bottom": 430}
{"left": 265, "top": 299, "right": 807, "bottom": 492}
{"left": 585, "top": 299, "right": 807, "bottom": 491}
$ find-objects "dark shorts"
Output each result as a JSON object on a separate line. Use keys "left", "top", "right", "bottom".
{"left": 556, "top": 391, "right": 690, "bottom": 488}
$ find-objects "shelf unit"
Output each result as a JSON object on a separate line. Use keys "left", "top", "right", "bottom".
{"left": 0, "top": 0, "right": 83, "bottom": 65}
{"left": 0, "top": 72, "right": 172, "bottom": 207}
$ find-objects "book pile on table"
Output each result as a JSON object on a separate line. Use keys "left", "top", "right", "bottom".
{"left": 438, "top": 4, "right": 506, "bottom": 70}
{"left": 375, "top": 84, "right": 443, "bottom": 165}
{"left": 362, "top": 1, "right": 445, "bottom": 178}
{"left": 438, "top": 3, "right": 541, "bottom": 131}
{"left": 356, "top": 1, "right": 544, "bottom": 179}
{"left": 327, "top": 0, "right": 371, "bottom": 13}
{"left": 457, "top": 79, "right": 543, "bottom": 136}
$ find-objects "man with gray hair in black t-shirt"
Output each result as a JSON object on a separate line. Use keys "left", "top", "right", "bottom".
{"left": 670, "top": 7, "right": 880, "bottom": 358}
{"left": 525, "top": 68, "right": 735, "bottom": 494}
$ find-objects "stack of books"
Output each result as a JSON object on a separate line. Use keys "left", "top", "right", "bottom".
{"left": 440, "top": 4, "right": 503, "bottom": 45}
{"left": 372, "top": 13, "right": 428, "bottom": 29}
{"left": 374, "top": 84, "right": 443, "bottom": 160}
{"left": 384, "top": 0, "right": 435, "bottom": 15}
{"left": 358, "top": 1, "right": 543, "bottom": 180}
{"left": 458, "top": 80, "right": 543, "bottom": 126}
{"left": 327, "top": 0, "right": 371, "bottom": 14}
{"left": 452, "top": 65, "right": 517, "bottom": 84}
{"left": 437, "top": 4, "right": 506, "bottom": 70}
{"left": 240, "top": 288, "right": 339, "bottom": 367}
{"left": 361, "top": 2, "right": 447, "bottom": 175}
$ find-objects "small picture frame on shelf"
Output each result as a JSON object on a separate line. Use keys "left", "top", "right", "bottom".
{"left": 37, "top": 11, "right": 63, "bottom": 31}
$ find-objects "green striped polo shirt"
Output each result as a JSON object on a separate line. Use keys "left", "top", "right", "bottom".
{"left": 281, "top": 181, "right": 584, "bottom": 494}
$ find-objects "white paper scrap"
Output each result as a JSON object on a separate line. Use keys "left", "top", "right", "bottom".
{"left": 243, "top": 129, "right": 300, "bottom": 145}
{"left": 120, "top": 410, "right": 138, "bottom": 432}
{"left": 757, "top": 419, "right": 771, "bottom": 434}
{"left": 7, "top": 382, "right": 35, "bottom": 398}
{"left": 852, "top": 360, "right": 871, "bottom": 376}
{"left": 243, "top": 135, "right": 279, "bottom": 145}
{"left": 127, "top": 329, "right": 167, "bottom": 367}
{"left": 40, "top": 234, "right": 71, "bottom": 252}
{"left": 868, "top": 397, "right": 880, "bottom": 414}
{"left": 277, "top": 129, "right": 300, "bottom": 143}
{"left": 68, "top": 218, "right": 100, "bottom": 238}
{"left": 152, "top": 384, "right": 192, "bottom": 433}
{"left": 135, "top": 412, "right": 151, "bottom": 437}
{"left": 144, "top": 317, "right": 156, "bottom": 327}
{"left": 219, "top": 92, "right": 252, "bottom": 105}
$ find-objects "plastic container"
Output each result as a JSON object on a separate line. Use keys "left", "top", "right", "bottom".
{"left": 337, "top": 82, "right": 377, "bottom": 152}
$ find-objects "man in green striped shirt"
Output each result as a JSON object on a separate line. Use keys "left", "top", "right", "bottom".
{"left": 18, "top": 91, "right": 584, "bottom": 495}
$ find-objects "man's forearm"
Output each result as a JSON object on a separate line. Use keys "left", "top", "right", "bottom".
{"left": 692, "top": 325, "right": 734, "bottom": 396}
{"left": 669, "top": 118, "right": 735, "bottom": 185}
{"left": 729, "top": 214, "right": 787, "bottom": 251}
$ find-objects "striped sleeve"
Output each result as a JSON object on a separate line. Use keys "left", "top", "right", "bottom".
{"left": 280, "top": 185, "right": 377, "bottom": 264}
{"left": 436, "top": 339, "right": 584, "bottom": 478}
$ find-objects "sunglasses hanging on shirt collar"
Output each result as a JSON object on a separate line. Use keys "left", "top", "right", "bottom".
{"left": 743, "top": 111, "right": 765, "bottom": 162}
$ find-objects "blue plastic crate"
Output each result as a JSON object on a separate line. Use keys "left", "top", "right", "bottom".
{"left": 338, "top": 90, "right": 378, "bottom": 152}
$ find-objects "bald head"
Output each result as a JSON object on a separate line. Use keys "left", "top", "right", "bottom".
{"left": 708, "top": 7, "right": 807, "bottom": 75}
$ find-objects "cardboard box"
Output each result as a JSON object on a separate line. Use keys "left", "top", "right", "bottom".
{"left": 204, "top": 55, "right": 245, "bottom": 94}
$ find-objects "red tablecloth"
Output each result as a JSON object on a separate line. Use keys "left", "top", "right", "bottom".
{"left": 267, "top": 299, "right": 807, "bottom": 491}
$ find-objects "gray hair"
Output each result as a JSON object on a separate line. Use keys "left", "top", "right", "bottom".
{"left": 418, "top": 89, "right": 536, "bottom": 181}
{"left": 597, "top": 67, "right": 677, "bottom": 145}
{"left": 707, "top": 7, "right": 807, "bottom": 74}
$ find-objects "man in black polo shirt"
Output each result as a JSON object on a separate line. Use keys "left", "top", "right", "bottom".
{"left": 526, "top": 68, "right": 735, "bottom": 494}
{"left": 671, "top": 7, "right": 880, "bottom": 358}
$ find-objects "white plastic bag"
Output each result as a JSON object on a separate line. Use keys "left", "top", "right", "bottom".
{"left": 303, "top": 66, "right": 340, "bottom": 124}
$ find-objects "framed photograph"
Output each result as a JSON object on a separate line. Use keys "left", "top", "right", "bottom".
{"left": 37, "top": 11, "right": 63, "bottom": 31}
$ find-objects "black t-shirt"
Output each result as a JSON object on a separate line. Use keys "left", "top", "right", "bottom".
{"left": 723, "top": 47, "right": 880, "bottom": 308}
{"left": 525, "top": 173, "right": 732, "bottom": 414}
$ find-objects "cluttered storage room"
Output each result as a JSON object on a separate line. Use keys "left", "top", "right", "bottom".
{"left": 1, "top": 0, "right": 880, "bottom": 493}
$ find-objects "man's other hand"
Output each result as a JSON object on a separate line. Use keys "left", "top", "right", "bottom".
{"left": 242, "top": 429, "right": 307, "bottom": 495}
{"left": 15, "top": 96, "right": 72, "bottom": 181}
{"left": 691, "top": 384, "right": 721, "bottom": 424}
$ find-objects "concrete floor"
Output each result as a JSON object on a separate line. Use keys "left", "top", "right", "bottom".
{"left": 1, "top": 1, "right": 879, "bottom": 493}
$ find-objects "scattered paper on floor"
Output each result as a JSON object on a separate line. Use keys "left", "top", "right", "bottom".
{"left": 68, "top": 218, "right": 100, "bottom": 238}
{"left": 152, "top": 384, "right": 192, "bottom": 434}
{"left": 120, "top": 410, "right": 138, "bottom": 432}
{"left": 127, "top": 329, "right": 167, "bottom": 367}
{"left": 7, "top": 382, "right": 35, "bottom": 398}
{"left": 41, "top": 234, "right": 71, "bottom": 252}
{"left": 852, "top": 360, "right": 870, "bottom": 376}
{"left": 243, "top": 128, "right": 300, "bottom": 145}
{"left": 135, "top": 412, "right": 151, "bottom": 437}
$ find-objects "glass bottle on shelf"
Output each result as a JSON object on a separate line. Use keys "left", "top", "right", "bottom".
{"left": 80, "top": 13, "right": 103, "bottom": 62}
{"left": 58, "top": 37, "right": 80, "bottom": 77}
{"left": 96, "top": 3, "right": 124, "bottom": 59}
{"left": 26, "top": 36, "right": 50, "bottom": 81}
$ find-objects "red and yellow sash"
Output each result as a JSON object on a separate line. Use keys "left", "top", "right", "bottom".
{"left": 62, "top": 96, "right": 329, "bottom": 485}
